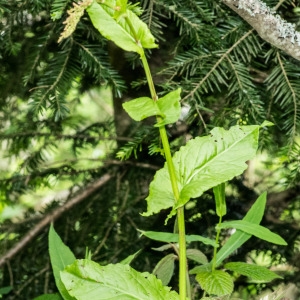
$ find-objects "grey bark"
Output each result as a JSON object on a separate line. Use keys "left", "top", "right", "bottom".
{"left": 222, "top": 0, "right": 300, "bottom": 61}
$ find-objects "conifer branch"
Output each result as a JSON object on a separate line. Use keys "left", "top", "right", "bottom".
{"left": 0, "top": 131, "right": 132, "bottom": 142}
{"left": 0, "top": 174, "right": 112, "bottom": 268}
{"left": 222, "top": 0, "right": 300, "bottom": 61}
{"left": 29, "top": 41, "right": 74, "bottom": 116}
{"left": 276, "top": 52, "right": 298, "bottom": 142}
{"left": 226, "top": 57, "right": 264, "bottom": 121}
{"left": 24, "top": 31, "right": 54, "bottom": 86}
{"left": 182, "top": 29, "right": 254, "bottom": 102}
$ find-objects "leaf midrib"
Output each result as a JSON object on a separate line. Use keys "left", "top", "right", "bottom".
{"left": 184, "top": 128, "right": 255, "bottom": 186}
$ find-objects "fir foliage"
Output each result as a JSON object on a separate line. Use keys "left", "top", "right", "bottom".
{"left": 0, "top": 0, "right": 300, "bottom": 299}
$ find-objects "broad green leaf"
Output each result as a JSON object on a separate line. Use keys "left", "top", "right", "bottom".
{"left": 33, "top": 294, "right": 63, "bottom": 300}
{"left": 224, "top": 262, "right": 282, "bottom": 282}
{"left": 153, "top": 254, "right": 176, "bottom": 286}
{"left": 61, "top": 259, "right": 180, "bottom": 299}
{"left": 123, "top": 97, "right": 159, "bottom": 121}
{"left": 48, "top": 224, "right": 76, "bottom": 300}
{"left": 217, "top": 220, "right": 287, "bottom": 245}
{"left": 140, "top": 230, "right": 217, "bottom": 247}
{"left": 143, "top": 125, "right": 259, "bottom": 217}
{"left": 87, "top": 1, "right": 157, "bottom": 55}
{"left": 213, "top": 182, "right": 226, "bottom": 217}
{"left": 215, "top": 192, "right": 267, "bottom": 266}
{"left": 195, "top": 270, "right": 233, "bottom": 296}
{"left": 123, "top": 89, "right": 181, "bottom": 126}
{"left": 186, "top": 249, "right": 208, "bottom": 265}
{"left": 177, "top": 126, "right": 259, "bottom": 206}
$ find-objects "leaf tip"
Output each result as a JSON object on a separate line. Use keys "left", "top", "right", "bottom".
{"left": 260, "top": 120, "right": 274, "bottom": 128}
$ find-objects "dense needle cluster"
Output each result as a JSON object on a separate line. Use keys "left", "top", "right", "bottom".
{"left": 0, "top": 0, "right": 299, "bottom": 298}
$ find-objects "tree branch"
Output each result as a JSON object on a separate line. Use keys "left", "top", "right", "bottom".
{"left": 222, "top": 0, "right": 300, "bottom": 61}
{"left": 0, "top": 174, "right": 112, "bottom": 268}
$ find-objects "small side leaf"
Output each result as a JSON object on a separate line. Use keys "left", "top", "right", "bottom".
{"left": 152, "top": 244, "right": 174, "bottom": 252}
{"left": 114, "top": 0, "right": 127, "bottom": 19}
{"left": 123, "top": 97, "right": 159, "bottom": 121}
{"left": 119, "top": 250, "right": 141, "bottom": 265}
{"left": 260, "top": 120, "right": 274, "bottom": 127}
{"left": 186, "top": 249, "right": 208, "bottom": 265}
{"left": 215, "top": 192, "right": 267, "bottom": 266}
{"left": 225, "top": 262, "right": 282, "bottom": 282}
{"left": 217, "top": 220, "right": 287, "bottom": 245}
{"left": 155, "top": 89, "right": 181, "bottom": 127}
{"left": 189, "top": 263, "right": 212, "bottom": 274}
{"left": 123, "top": 89, "right": 181, "bottom": 126}
{"left": 195, "top": 270, "right": 234, "bottom": 296}
{"left": 153, "top": 254, "right": 176, "bottom": 286}
{"left": 48, "top": 224, "right": 76, "bottom": 300}
{"left": 125, "top": 9, "right": 158, "bottom": 49}
{"left": 140, "top": 230, "right": 217, "bottom": 247}
{"left": 61, "top": 259, "right": 180, "bottom": 299}
{"left": 213, "top": 182, "right": 226, "bottom": 217}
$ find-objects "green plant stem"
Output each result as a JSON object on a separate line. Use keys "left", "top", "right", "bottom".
{"left": 140, "top": 52, "right": 188, "bottom": 300}
{"left": 212, "top": 216, "right": 222, "bottom": 271}
{"left": 140, "top": 53, "right": 158, "bottom": 101}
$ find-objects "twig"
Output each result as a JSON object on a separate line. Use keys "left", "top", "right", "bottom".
{"left": 0, "top": 131, "right": 132, "bottom": 142}
{"left": 7, "top": 261, "right": 13, "bottom": 288}
{"left": 44, "top": 262, "right": 50, "bottom": 294}
{"left": 274, "top": 0, "right": 288, "bottom": 11}
{"left": 13, "top": 265, "right": 49, "bottom": 298}
{"left": 0, "top": 174, "right": 112, "bottom": 268}
{"left": 105, "top": 159, "right": 160, "bottom": 170}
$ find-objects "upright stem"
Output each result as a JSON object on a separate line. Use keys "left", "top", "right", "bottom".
{"left": 140, "top": 53, "right": 188, "bottom": 300}
{"left": 177, "top": 206, "right": 189, "bottom": 299}
{"left": 212, "top": 216, "right": 222, "bottom": 271}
